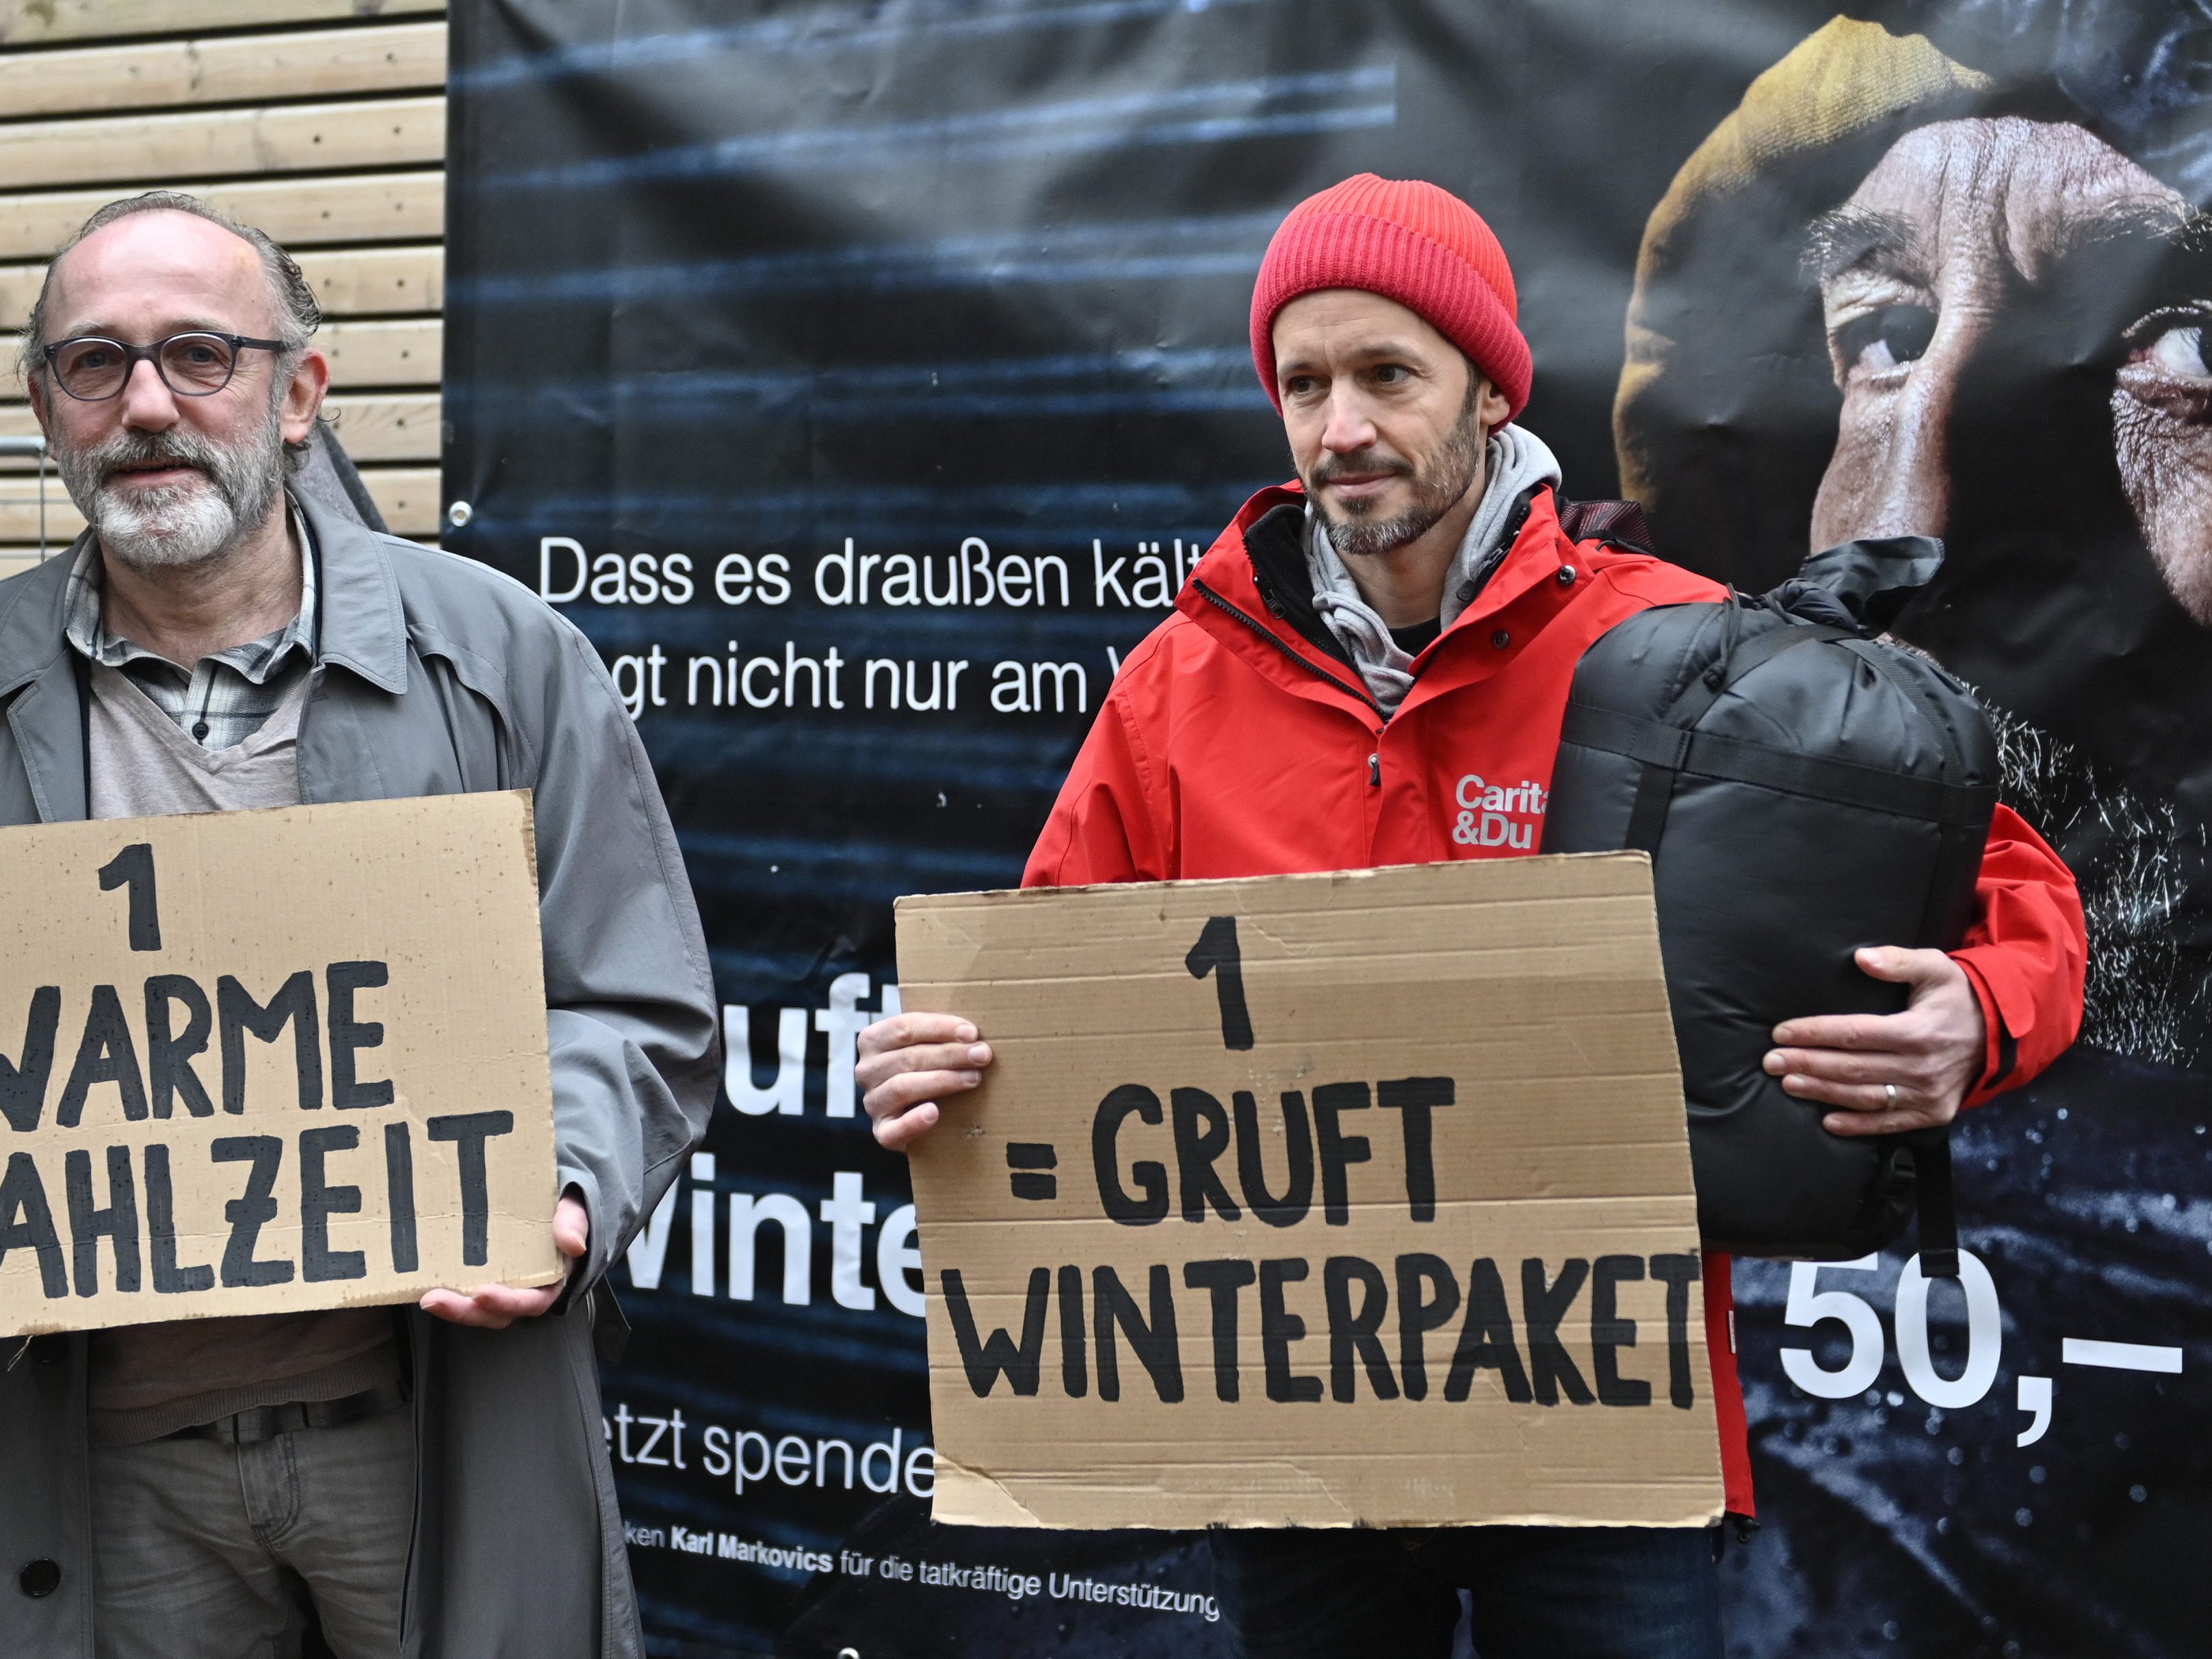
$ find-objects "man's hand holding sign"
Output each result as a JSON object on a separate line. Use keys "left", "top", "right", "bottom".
{"left": 419, "top": 1191, "right": 586, "bottom": 1329}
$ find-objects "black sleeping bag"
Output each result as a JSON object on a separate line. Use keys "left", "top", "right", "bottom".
{"left": 1541, "top": 536, "right": 1999, "bottom": 1270}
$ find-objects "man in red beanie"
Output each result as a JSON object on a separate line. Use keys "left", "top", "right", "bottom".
{"left": 857, "top": 174, "right": 2085, "bottom": 1657}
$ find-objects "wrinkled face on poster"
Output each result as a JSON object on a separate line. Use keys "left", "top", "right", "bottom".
{"left": 1615, "top": 29, "right": 2212, "bottom": 1656}
{"left": 1794, "top": 112, "right": 2212, "bottom": 1067}
{"left": 1808, "top": 117, "right": 2211, "bottom": 623}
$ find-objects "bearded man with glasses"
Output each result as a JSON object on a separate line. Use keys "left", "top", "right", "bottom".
{"left": 0, "top": 194, "right": 717, "bottom": 1659}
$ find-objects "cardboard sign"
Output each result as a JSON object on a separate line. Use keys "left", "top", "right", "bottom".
{"left": 0, "top": 791, "right": 560, "bottom": 1337}
{"left": 896, "top": 854, "right": 1723, "bottom": 1531}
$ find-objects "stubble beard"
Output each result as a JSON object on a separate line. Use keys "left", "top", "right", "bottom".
{"left": 1307, "top": 387, "right": 1487, "bottom": 561}
{"left": 54, "top": 385, "right": 288, "bottom": 575}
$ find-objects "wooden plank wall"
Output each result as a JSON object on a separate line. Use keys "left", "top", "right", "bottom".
{"left": 0, "top": 0, "right": 446, "bottom": 579}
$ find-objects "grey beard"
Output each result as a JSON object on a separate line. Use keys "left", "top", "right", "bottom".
{"left": 1309, "top": 404, "right": 1484, "bottom": 562}
{"left": 1988, "top": 704, "right": 2209, "bottom": 1069}
{"left": 57, "top": 400, "right": 286, "bottom": 573}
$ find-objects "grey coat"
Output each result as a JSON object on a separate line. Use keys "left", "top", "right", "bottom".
{"left": 0, "top": 497, "right": 719, "bottom": 1657}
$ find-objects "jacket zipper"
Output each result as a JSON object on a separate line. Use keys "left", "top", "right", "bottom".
{"left": 1189, "top": 577, "right": 1388, "bottom": 722}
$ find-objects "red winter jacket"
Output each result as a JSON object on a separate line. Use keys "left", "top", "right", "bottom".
{"left": 1022, "top": 481, "right": 2088, "bottom": 1517}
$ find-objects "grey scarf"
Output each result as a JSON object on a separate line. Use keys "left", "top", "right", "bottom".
{"left": 1306, "top": 423, "right": 1563, "bottom": 712}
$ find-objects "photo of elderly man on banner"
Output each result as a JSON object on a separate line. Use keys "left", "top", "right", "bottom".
{"left": 1617, "top": 5, "right": 2212, "bottom": 1653}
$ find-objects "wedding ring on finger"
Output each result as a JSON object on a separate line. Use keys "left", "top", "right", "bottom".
{"left": 1885, "top": 1082, "right": 1899, "bottom": 1108}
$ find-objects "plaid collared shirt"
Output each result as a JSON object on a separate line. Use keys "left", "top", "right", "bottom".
{"left": 64, "top": 504, "right": 318, "bottom": 752}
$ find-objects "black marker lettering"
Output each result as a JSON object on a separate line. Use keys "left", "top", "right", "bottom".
{"left": 1591, "top": 1254, "right": 1650, "bottom": 1407}
{"left": 65, "top": 1145, "right": 140, "bottom": 1296}
{"left": 57, "top": 984, "right": 148, "bottom": 1127}
{"left": 1234, "top": 1089, "right": 1313, "bottom": 1227}
{"left": 1058, "top": 1264, "right": 1087, "bottom": 1398}
{"left": 1323, "top": 1255, "right": 1398, "bottom": 1402}
{"left": 426, "top": 1110, "right": 513, "bottom": 1266}
{"left": 1183, "top": 1258, "right": 1255, "bottom": 1403}
{"left": 0, "top": 1151, "right": 65, "bottom": 1298}
{"left": 1170, "top": 1086, "right": 1241, "bottom": 1223}
{"left": 219, "top": 971, "right": 322, "bottom": 1112}
{"left": 0, "top": 987, "right": 60, "bottom": 1132}
{"left": 1649, "top": 1253, "right": 1702, "bottom": 1409}
{"left": 385, "top": 1121, "right": 419, "bottom": 1274}
{"left": 1395, "top": 1252, "right": 1461, "bottom": 1402}
{"left": 145, "top": 1144, "right": 213, "bottom": 1293}
{"left": 1093, "top": 1264, "right": 1183, "bottom": 1403}
{"left": 941, "top": 1266, "right": 1048, "bottom": 1397}
{"left": 300, "top": 1125, "right": 367, "bottom": 1283}
{"left": 1522, "top": 1257, "right": 1595, "bottom": 1406}
{"left": 1091, "top": 1084, "right": 1167, "bottom": 1226}
{"left": 326, "top": 961, "right": 394, "bottom": 1110}
{"left": 212, "top": 1136, "right": 293, "bottom": 1288}
{"left": 1258, "top": 1257, "right": 1322, "bottom": 1403}
{"left": 97, "top": 842, "right": 161, "bottom": 952}
{"left": 144, "top": 975, "right": 214, "bottom": 1119}
{"left": 1445, "top": 1258, "right": 1533, "bottom": 1403}
{"left": 1184, "top": 915, "right": 1254, "bottom": 1050}
{"left": 1378, "top": 1077, "right": 1455, "bottom": 1221}
{"left": 1312, "top": 1082, "right": 1371, "bottom": 1225}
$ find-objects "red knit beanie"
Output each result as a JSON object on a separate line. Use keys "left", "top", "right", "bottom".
{"left": 1249, "top": 174, "right": 1531, "bottom": 419}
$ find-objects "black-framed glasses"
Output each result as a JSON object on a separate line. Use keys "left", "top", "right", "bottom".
{"left": 41, "top": 331, "right": 286, "bottom": 402}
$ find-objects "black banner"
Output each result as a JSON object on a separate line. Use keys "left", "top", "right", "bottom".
{"left": 442, "top": 3, "right": 2212, "bottom": 1654}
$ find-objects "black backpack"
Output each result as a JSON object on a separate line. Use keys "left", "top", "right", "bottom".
{"left": 1541, "top": 536, "right": 1999, "bottom": 1272}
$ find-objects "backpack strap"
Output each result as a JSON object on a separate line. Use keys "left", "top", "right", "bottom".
{"left": 1563, "top": 702, "right": 1993, "bottom": 837}
{"left": 1907, "top": 1130, "right": 1960, "bottom": 1279}
{"left": 1624, "top": 725, "right": 1690, "bottom": 855}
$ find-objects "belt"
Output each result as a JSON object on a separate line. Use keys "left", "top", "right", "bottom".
{"left": 166, "top": 1383, "right": 408, "bottom": 1446}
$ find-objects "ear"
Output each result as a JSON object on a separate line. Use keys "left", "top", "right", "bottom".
{"left": 1472, "top": 374, "right": 1511, "bottom": 432}
{"left": 278, "top": 346, "right": 330, "bottom": 449}
{"left": 25, "top": 368, "right": 47, "bottom": 436}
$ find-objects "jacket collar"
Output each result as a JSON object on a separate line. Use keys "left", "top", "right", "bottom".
{"left": 0, "top": 542, "right": 85, "bottom": 822}
{"left": 1179, "top": 479, "right": 1570, "bottom": 717}
{"left": 0, "top": 547, "right": 73, "bottom": 698}
{"left": 297, "top": 491, "right": 409, "bottom": 695}
{"left": 1240, "top": 498, "right": 1356, "bottom": 668}
{"left": 1180, "top": 484, "right": 1385, "bottom": 719}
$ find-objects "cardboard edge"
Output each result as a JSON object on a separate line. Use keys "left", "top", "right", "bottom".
{"left": 925, "top": 1491, "right": 1727, "bottom": 1533}
{"left": 892, "top": 852, "right": 1655, "bottom": 916}
{"left": 512, "top": 786, "right": 540, "bottom": 890}
{"left": 930, "top": 1455, "right": 1052, "bottom": 1528}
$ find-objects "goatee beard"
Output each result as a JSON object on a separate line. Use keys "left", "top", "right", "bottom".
{"left": 57, "top": 401, "right": 287, "bottom": 574}
{"left": 1307, "top": 393, "right": 1487, "bottom": 560}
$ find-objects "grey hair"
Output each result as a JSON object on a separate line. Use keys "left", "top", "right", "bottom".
{"left": 18, "top": 191, "right": 323, "bottom": 469}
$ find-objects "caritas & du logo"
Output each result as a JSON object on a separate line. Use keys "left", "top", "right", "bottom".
{"left": 1452, "top": 774, "right": 1547, "bottom": 849}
